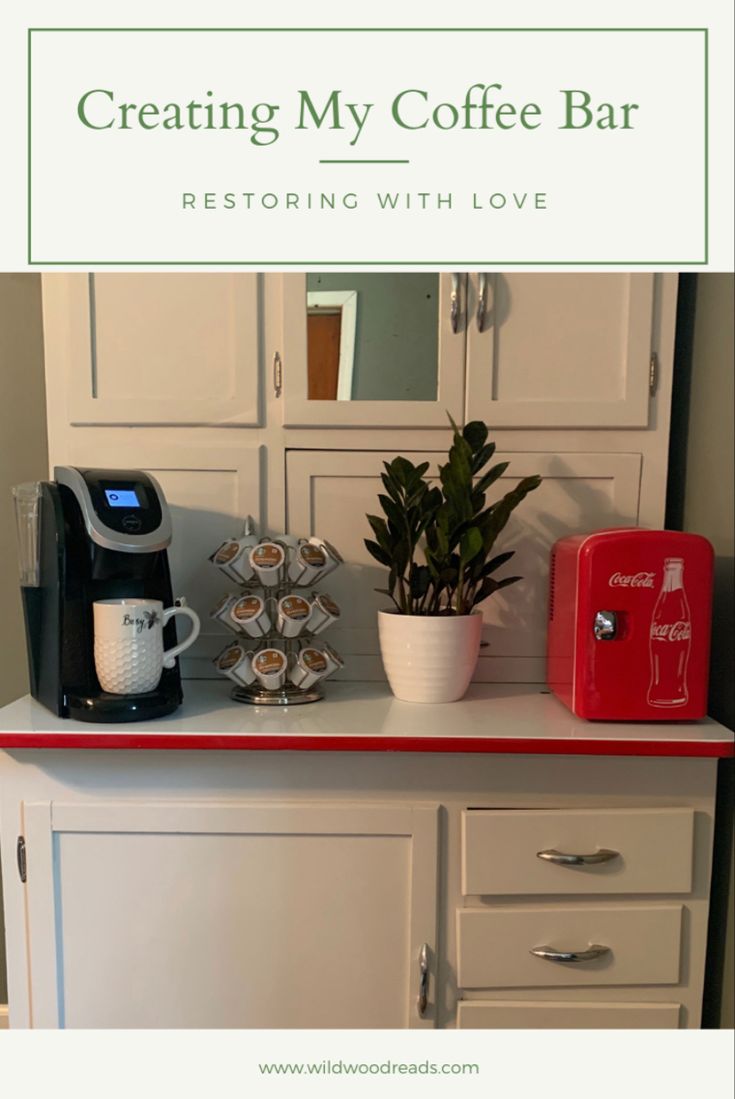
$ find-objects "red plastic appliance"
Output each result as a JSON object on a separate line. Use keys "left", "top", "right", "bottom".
{"left": 547, "top": 528, "right": 713, "bottom": 721}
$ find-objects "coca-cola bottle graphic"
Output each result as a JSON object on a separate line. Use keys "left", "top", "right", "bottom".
{"left": 647, "top": 557, "right": 692, "bottom": 707}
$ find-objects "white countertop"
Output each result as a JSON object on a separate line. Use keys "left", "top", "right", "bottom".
{"left": 0, "top": 681, "right": 732, "bottom": 756}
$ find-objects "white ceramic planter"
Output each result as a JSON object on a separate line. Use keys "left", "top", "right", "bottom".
{"left": 378, "top": 610, "right": 483, "bottom": 703}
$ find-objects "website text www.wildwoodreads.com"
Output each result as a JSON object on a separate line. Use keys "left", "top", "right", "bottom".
{"left": 258, "top": 1059, "right": 480, "bottom": 1077}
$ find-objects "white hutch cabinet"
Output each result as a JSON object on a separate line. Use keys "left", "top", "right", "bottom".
{"left": 40, "top": 271, "right": 679, "bottom": 679}
{"left": 1, "top": 272, "right": 713, "bottom": 1032}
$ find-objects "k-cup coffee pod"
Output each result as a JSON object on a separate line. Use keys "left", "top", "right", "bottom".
{"left": 249, "top": 541, "right": 285, "bottom": 587}
{"left": 213, "top": 641, "right": 256, "bottom": 686}
{"left": 320, "top": 641, "right": 345, "bottom": 679}
{"left": 307, "top": 593, "right": 341, "bottom": 635}
{"left": 276, "top": 594, "right": 312, "bottom": 638}
{"left": 210, "top": 593, "right": 242, "bottom": 634}
{"left": 230, "top": 594, "right": 272, "bottom": 638}
{"left": 308, "top": 537, "right": 343, "bottom": 577}
{"left": 210, "top": 535, "right": 258, "bottom": 582}
{"left": 288, "top": 647, "right": 329, "bottom": 690}
{"left": 288, "top": 542, "right": 328, "bottom": 586}
{"left": 252, "top": 647, "right": 288, "bottom": 691}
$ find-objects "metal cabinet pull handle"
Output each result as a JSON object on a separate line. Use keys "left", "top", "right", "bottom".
{"left": 273, "top": 351, "right": 283, "bottom": 398}
{"left": 537, "top": 848, "right": 620, "bottom": 866}
{"left": 417, "top": 943, "right": 429, "bottom": 1017}
{"left": 593, "top": 610, "right": 618, "bottom": 640}
{"left": 450, "top": 274, "right": 460, "bottom": 334}
{"left": 530, "top": 943, "right": 611, "bottom": 964}
{"left": 477, "top": 272, "right": 488, "bottom": 332}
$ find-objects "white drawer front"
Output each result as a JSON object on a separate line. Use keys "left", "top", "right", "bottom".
{"left": 457, "top": 904, "right": 682, "bottom": 988}
{"left": 457, "top": 1000, "right": 681, "bottom": 1029}
{"left": 461, "top": 808, "right": 694, "bottom": 895}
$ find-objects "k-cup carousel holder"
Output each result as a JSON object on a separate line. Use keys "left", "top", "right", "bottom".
{"left": 209, "top": 520, "right": 344, "bottom": 706}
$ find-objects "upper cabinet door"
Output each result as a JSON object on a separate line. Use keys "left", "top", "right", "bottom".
{"left": 48, "top": 274, "right": 260, "bottom": 426}
{"left": 279, "top": 273, "right": 466, "bottom": 427}
{"left": 466, "top": 274, "right": 655, "bottom": 428}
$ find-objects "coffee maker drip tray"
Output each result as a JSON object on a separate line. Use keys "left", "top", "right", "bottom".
{"left": 67, "top": 687, "right": 181, "bottom": 723}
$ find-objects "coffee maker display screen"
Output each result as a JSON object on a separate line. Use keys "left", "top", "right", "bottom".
{"left": 104, "top": 488, "right": 141, "bottom": 508}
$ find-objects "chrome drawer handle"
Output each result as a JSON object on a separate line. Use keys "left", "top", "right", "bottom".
{"left": 530, "top": 943, "right": 611, "bottom": 964}
{"left": 417, "top": 943, "right": 429, "bottom": 1018}
{"left": 536, "top": 848, "right": 620, "bottom": 866}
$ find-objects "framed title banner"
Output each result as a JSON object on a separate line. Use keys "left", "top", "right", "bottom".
{"left": 28, "top": 27, "right": 708, "bottom": 265}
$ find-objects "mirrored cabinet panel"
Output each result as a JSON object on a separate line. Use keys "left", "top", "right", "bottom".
{"left": 280, "top": 273, "right": 466, "bottom": 428}
{"left": 306, "top": 274, "right": 440, "bottom": 402}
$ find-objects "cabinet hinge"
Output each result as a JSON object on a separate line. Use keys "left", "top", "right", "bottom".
{"left": 273, "top": 351, "right": 283, "bottom": 398}
{"left": 17, "top": 836, "right": 27, "bottom": 883}
{"left": 649, "top": 352, "right": 658, "bottom": 395}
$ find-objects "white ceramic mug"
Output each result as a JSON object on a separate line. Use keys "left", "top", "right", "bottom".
{"left": 93, "top": 598, "right": 201, "bottom": 695}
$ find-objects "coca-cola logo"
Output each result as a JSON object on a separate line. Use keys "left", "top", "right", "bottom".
{"left": 651, "top": 620, "right": 691, "bottom": 642}
{"left": 608, "top": 571, "right": 655, "bottom": 588}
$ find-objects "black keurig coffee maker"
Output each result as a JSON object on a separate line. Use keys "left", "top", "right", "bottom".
{"left": 13, "top": 467, "right": 183, "bottom": 722}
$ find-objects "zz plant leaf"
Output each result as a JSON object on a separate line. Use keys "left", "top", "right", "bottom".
{"left": 364, "top": 417, "right": 542, "bottom": 615}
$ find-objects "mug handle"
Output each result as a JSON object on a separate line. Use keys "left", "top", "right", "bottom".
{"left": 162, "top": 606, "right": 201, "bottom": 669}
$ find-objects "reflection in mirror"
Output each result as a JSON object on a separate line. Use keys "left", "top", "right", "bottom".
{"left": 306, "top": 274, "right": 440, "bottom": 401}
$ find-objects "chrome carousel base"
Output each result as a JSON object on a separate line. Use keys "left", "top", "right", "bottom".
{"left": 230, "top": 684, "right": 323, "bottom": 706}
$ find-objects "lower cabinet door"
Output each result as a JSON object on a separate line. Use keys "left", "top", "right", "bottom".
{"left": 22, "top": 800, "right": 439, "bottom": 1029}
{"left": 457, "top": 1001, "right": 681, "bottom": 1029}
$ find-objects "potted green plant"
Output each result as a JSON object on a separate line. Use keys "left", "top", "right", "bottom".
{"left": 365, "top": 419, "right": 541, "bottom": 702}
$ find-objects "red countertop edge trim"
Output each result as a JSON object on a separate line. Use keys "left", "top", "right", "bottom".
{"left": 0, "top": 733, "right": 732, "bottom": 757}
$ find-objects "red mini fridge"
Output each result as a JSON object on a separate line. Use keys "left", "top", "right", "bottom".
{"left": 547, "top": 528, "right": 713, "bottom": 721}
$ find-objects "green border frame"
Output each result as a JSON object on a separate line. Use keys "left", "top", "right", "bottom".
{"left": 27, "top": 27, "right": 709, "bottom": 266}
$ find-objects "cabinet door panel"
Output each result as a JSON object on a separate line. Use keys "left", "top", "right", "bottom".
{"left": 466, "top": 274, "right": 654, "bottom": 427}
{"left": 279, "top": 273, "right": 466, "bottom": 427}
{"left": 67, "top": 441, "right": 262, "bottom": 678}
{"left": 23, "top": 802, "right": 438, "bottom": 1029}
{"left": 286, "top": 449, "right": 641, "bottom": 681}
{"left": 55, "top": 274, "right": 260, "bottom": 425}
